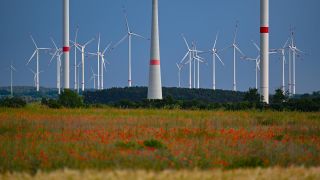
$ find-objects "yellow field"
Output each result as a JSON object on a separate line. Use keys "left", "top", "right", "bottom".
{"left": 1, "top": 167, "right": 320, "bottom": 180}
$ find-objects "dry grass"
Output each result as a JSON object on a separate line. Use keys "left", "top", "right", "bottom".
{"left": 1, "top": 167, "right": 320, "bottom": 180}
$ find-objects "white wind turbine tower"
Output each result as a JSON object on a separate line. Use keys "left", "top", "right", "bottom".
{"left": 176, "top": 63, "right": 183, "bottom": 88}
{"left": 76, "top": 61, "right": 81, "bottom": 93}
{"left": 112, "top": 7, "right": 148, "bottom": 87}
{"left": 27, "top": 35, "right": 50, "bottom": 92}
{"left": 209, "top": 32, "right": 225, "bottom": 90}
{"left": 71, "top": 37, "right": 94, "bottom": 91}
{"left": 50, "top": 38, "right": 63, "bottom": 94}
{"left": 9, "top": 62, "right": 17, "bottom": 97}
{"left": 226, "top": 23, "right": 245, "bottom": 91}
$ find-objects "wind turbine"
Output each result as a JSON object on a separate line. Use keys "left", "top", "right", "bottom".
{"left": 50, "top": 38, "right": 63, "bottom": 95}
{"left": 29, "top": 69, "right": 44, "bottom": 88}
{"left": 180, "top": 35, "right": 203, "bottom": 89}
{"left": 193, "top": 43, "right": 206, "bottom": 89}
{"left": 180, "top": 34, "right": 193, "bottom": 89}
{"left": 9, "top": 62, "right": 17, "bottom": 97}
{"left": 288, "top": 30, "right": 305, "bottom": 95}
{"left": 100, "top": 42, "right": 112, "bottom": 90}
{"left": 112, "top": 7, "right": 148, "bottom": 87}
{"left": 270, "top": 38, "right": 290, "bottom": 93}
{"left": 226, "top": 23, "right": 246, "bottom": 91}
{"left": 176, "top": 63, "right": 183, "bottom": 88}
{"left": 71, "top": 37, "right": 94, "bottom": 91}
{"left": 73, "top": 26, "right": 79, "bottom": 90}
{"left": 88, "top": 33, "right": 102, "bottom": 90}
{"left": 27, "top": 35, "right": 50, "bottom": 92}
{"left": 209, "top": 32, "right": 225, "bottom": 90}
{"left": 243, "top": 40, "right": 276, "bottom": 90}
{"left": 90, "top": 67, "right": 98, "bottom": 89}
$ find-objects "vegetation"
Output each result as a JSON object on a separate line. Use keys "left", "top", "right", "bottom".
{"left": 0, "top": 105, "right": 319, "bottom": 173}
{"left": 0, "top": 97, "right": 26, "bottom": 108}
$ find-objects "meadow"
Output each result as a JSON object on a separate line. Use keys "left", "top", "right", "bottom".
{"left": 0, "top": 104, "right": 320, "bottom": 178}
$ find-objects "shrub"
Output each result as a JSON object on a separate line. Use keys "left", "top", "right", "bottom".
{"left": 115, "top": 141, "right": 143, "bottom": 149}
{"left": 47, "top": 99, "right": 61, "bottom": 109}
{"left": 143, "top": 139, "right": 166, "bottom": 149}
{"left": 228, "top": 156, "right": 264, "bottom": 169}
{"left": 0, "top": 97, "right": 26, "bottom": 108}
{"left": 58, "top": 89, "right": 83, "bottom": 108}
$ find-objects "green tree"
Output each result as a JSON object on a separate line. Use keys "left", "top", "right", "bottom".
{"left": 58, "top": 89, "right": 83, "bottom": 108}
{"left": 272, "top": 88, "right": 287, "bottom": 104}
{"left": 244, "top": 88, "right": 260, "bottom": 104}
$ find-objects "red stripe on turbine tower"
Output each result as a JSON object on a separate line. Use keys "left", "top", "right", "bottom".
{"left": 150, "top": 60, "right": 160, "bottom": 65}
{"left": 63, "top": 46, "right": 70, "bottom": 52}
{"left": 260, "top": 27, "right": 269, "bottom": 33}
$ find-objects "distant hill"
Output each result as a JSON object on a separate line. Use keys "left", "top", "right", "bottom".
{"left": 83, "top": 87, "right": 245, "bottom": 104}
{"left": 1, "top": 86, "right": 319, "bottom": 104}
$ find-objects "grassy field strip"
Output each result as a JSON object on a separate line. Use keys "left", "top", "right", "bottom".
{"left": 1, "top": 167, "right": 320, "bottom": 180}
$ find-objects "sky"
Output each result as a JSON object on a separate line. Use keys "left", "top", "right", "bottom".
{"left": 0, "top": 0, "right": 319, "bottom": 94}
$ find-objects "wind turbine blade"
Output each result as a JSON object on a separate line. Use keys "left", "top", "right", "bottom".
{"left": 102, "top": 42, "right": 112, "bottom": 55}
{"left": 87, "top": 52, "right": 98, "bottom": 56}
{"left": 234, "top": 45, "right": 245, "bottom": 56}
{"left": 233, "top": 23, "right": 238, "bottom": 44}
{"left": 112, "top": 34, "right": 128, "bottom": 49}
{"left": 76, "top": 46, "right": 82, "bottom": 52}
{"left": 49, "top": 50, "right": 58, "bottom": 64}
{"left": 51, "top": 38, "right": 58, "bottom": 50}
{"left": 27, "top": 50, "right": 37, "bottom": 65}
{"left": 283, "top": 38, "right": 290, "bottom": 49}
{"left": 11, "top": 66, "right": 17, "bottom": 72}
{"left": 180, "top": 52, "right": 189, "bottom": 64}
{"left": 218, "top": 45, "right": 233, "bottom": 53}
{"left": 122, "top": 7, "right": 130, "bottom": 33}
{"left": 84, "top": 38, "right": 95, "bottom": 47}
{"left": 216, "top": 53, "right": 225, "bottom": 66}
{"left": 181, "top": 34, "right": 190, "bottom": 50}
{"left": 98, "top": 33, "right": 101, "bottom": 52}
{"left": 30, "top": 35, "right": 38, "bottom": 49}
{"left": 251, "top": 40, "right": 260, "bottom": 51}
{"left": 102, "top": 58, "right": 107, "bottom": 71}
{"left": 29, "top": 68, "right": 35, "bottom": 74}
{"left": 213, "top": 32, "right": 219, "bottom": 49}
{"left": 75, "top": 26, "right": 79, "bottom": 43}
{"left": 132, "top": 33, "right": 147, "bottom": 40}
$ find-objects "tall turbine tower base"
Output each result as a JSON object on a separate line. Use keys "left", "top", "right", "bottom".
{"left": 148, "top": 0, "right": 162, "bottom": 100}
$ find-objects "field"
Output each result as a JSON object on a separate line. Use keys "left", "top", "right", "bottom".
{"left": 0, "top": 104, "right": 320, "bottom": 179}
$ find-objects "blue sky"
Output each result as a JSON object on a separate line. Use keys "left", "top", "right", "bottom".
{"left": 0, "top": 0, "right": 319, "bottom": 93}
